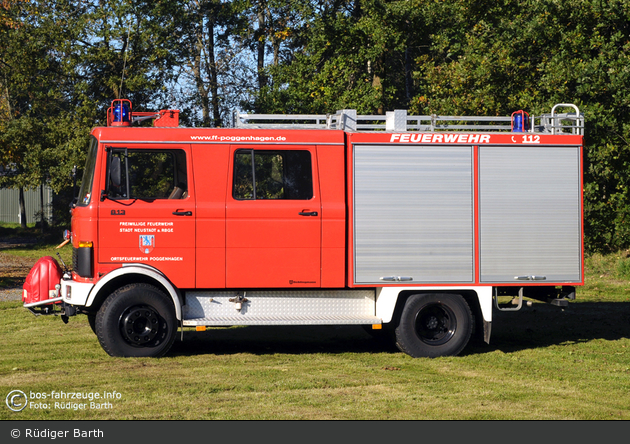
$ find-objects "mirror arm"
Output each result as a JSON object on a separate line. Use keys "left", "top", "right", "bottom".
{"left": 124, "top": 148, "right": 130, "bottom": 201}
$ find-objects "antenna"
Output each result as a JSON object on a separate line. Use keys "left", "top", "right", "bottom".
{"left": 119, "top": 23, "right": 131, "bottom": 98}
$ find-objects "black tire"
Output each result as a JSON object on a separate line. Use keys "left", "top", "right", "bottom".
{"left": 95, "top": 283, "right": 177, "bottom": 358}
{"left": 394, "top": 293, "right": 472, "bottom": 358}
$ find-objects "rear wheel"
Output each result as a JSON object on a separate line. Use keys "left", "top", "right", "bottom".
{"left": 95, "top": 283, "right": 177, "bottom": 358}
{"left": 395, "top": 293, "right": 472, "bottom": 358}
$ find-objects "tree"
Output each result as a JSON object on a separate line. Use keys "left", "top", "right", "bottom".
{"left": 2, "top": 0, "right": 630, "bottom": 253}
{"left": 250, "top": 0, "right": 433, "bottom": 114}
{"left": 407, "top": 0, "right": 630, "bottom": 252}
{"left": 0, "top": 0, "right": 174, "bottom": 227}
{"left": 0, "top": 0, "right": 76, "bottom": 227}
{"left": 237, "top": 0, "right": 299, "bottom": 93}
{"left": 140, "top": 0, "right": 255, "bottom": 127}
{"left": 251, "top": 0, "right": 630, "bottom": 253}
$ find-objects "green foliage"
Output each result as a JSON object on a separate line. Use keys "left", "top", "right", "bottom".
{"left": 254, "top": 0, "right": 426, "bottom": 113}
{"left": 0, "top": 0, "right": 181, "bottom": 193}
{"left": 254, "top": 0, "right": 630, "bottom": 254}
{"left": 412, "top": 0, "right": 630, "bottom": 253}
{"left": 2, "top": 1, "right": 630, "bottom": 252}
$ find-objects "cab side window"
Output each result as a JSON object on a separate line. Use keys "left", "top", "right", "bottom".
{"left": 233, "top": 150, "right": 313, "bottom": 200}
{"left": 108, "top": 149, "right": 187, "bottom": 200}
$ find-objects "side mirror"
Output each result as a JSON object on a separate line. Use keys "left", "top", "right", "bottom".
{"left": 70, "top": 165, "right": 78, "bottom": 208}
{"left": 110, "top": 156, "right": 121, "bottom": 188}
{"left": 101, "top": 155, "right": 122, "bottom": 201}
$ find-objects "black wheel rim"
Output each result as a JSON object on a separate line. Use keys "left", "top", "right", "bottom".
{"left": 120, "top": 305, "right": 162, "bottom": 347}
{"left": 414, "top": 303, "right": 457, "bottom": 346}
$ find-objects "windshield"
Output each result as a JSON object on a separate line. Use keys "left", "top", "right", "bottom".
{"left": 76, "top": 136, "right": 99, "bottom": 206}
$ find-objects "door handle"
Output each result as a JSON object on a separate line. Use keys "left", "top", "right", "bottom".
{"left": 514, "top": 275, "right": 546, "bottom": 281}
{"left": 173, "top": 211, "right": 192, "bottom": 216}
{"left": 299, "top": 211, "right": 318, "bottom": 216}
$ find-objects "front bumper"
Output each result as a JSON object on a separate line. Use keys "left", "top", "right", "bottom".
{"left": 24, "top": 277, "right": 95, "bottom": 317}
{"left": 60, "top": 278, "right": 95, "bottom": 308}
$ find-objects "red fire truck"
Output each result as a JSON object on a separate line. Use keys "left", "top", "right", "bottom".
{"left": 22, "top": 100, "right": 584, "bottom": 358}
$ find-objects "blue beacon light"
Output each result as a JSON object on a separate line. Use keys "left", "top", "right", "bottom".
{"left": 511, "top": 110, "right": 530, "bottom": 132}
{"left": 113, "top": 101, "right": 130, "bottom": 124}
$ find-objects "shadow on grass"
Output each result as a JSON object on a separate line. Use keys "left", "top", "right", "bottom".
{"left": 467, "top": 301, "right": 630, "bottom": 355}
{"left": 168, "top": 301, "right": 630, "bottom": 357}
{"left": 170, "top": 324, "right": 401, "bottom": 357}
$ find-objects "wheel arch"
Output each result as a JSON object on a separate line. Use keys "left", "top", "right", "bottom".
{"left": 381, "top": 288, "right": 485, "bottom": 340}
{"left": 85, "top": 265, "right": 183, "bottom": 320}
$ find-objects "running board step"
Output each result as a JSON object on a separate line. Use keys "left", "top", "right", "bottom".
{"left": 183, "top": 315, "right": 381, "bottom": 327}
{"left": 182, "top": 290, "right": 380, "bottom": 327}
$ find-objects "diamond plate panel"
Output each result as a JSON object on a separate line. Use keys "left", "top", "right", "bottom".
{"left": 183, "top": 290, "right": 378, "bottom": 326}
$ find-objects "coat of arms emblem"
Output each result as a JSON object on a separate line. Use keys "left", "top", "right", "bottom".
{"left": 139, "top": 235, "right": 155, "bottom": 254}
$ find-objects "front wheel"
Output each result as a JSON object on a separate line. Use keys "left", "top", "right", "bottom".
{"left": 395, "top": 293, "right": 472, "bottom": 358}
{"left": 95, "top": 283, "right": 177, "bottom": 358}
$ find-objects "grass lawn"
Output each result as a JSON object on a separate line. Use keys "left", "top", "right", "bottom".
{"left": 0, "top": 230, "right": 628, "bottom": 420}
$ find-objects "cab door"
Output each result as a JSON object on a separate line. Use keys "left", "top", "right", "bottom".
{"left": 226, "top": 146, "right": 321, "bottom": 288}
{"left": 98, "top": 146, "right": 196, "bottom": 288}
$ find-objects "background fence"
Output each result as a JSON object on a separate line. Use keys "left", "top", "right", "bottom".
{"left": 0, "top": 186, "right": 53, "bottom": 225}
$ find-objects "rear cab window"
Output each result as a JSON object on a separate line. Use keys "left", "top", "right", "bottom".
{"left": 233, "top": 149, "right": 313, "bottom": 200}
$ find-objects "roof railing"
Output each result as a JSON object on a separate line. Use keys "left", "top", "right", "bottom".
{"left": 234, "top": 104, "right": 584, "bottom": 135}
